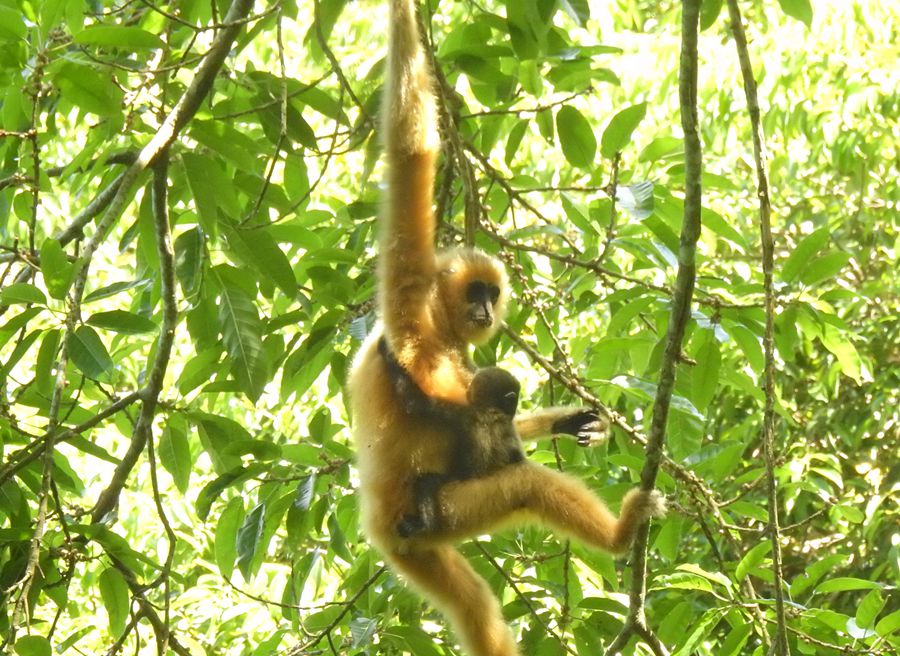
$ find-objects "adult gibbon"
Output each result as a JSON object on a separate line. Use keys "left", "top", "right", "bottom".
{"left": 346, "top": 2, "right": 666, "bottom": 655}
{"left": 378, "top": 347, "right": 526, "bottom": 537}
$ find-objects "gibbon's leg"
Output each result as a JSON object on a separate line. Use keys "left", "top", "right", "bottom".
{"left": 423, "top": 462, "right": 665, "bottom": 554}
{"left": 515, "top": 406, "right": 610, "bottom": 446}
{"left": 387, "top": 545, "right": 519, "bottom": 656}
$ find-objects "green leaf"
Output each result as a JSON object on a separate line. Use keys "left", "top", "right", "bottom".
{"left": 600, "top": 102, "right": 647, "bottom": 158}
{"left": 653, "top": 516, "right": 682, "bottom": 562}
{"left": 798, "top": 251, "right": 851, "bottom": 286}
{"left": 782, "top": 228, "right": 828, "bottom": 282}
{"left": 174, "top": 227, "right": 204, "bottom": 297}
{"left": 236, "top": 503, "right": 266, "bottom": 581}
{"left": 505, "top": 119, "right": 529, "bottom": 165}
{"left": 820, "top": 323, "right": 863, "bottom": 383}
{"left": 215, "top": 497, "right": 244, "bottom": 579}
{"left": 724, "top": 322, "right": 764, "bottom": 374}
{"left": 0, "top": 8, "right": 27, "bottom": 40}
{"left": 215, "top": 270, "right": 267, "bottom": 401}
{"left": 13, "top": 636, "right": 51, "bottom": 656}
{"left": 87, "top": 310, "right": 157, "bottom": 334}
{"left": 876, "top": 609, "right": 900, "bottom": 637}
{"left": 718, "top": 625, "right": 752, "bottom": 656}
{"left": 182, "top": 152, "right": 220, "bottom": 234}
{"left": 1, "top": 283, "right": 46, "bottom": 305}
{"left": 556, "top": 106, "right": 596, "bottom": 169}
{"left": 735, "top": 541, "right": 771, "bottom": 581}
{"left": 98, "top": 567, "right": 130, "bottom": 636}
{"left": 702, "top": 207, "right": 747, "bottom": 249}
{"left": 790, "top": 553, "right": 848, "bottom": 597}
{"left": 73, "top": 25, "right": 164, "bottom": 50}
{"left": 195, "top": 464, "right": 266, "bottom": 520}
{"left": 84, "top": 279, "right": 152, "bottom": 303}
{"left": 778, "top": 0, "right": 812, "bottom": 26}
{"left": 671, "top": 608, "right": 724, "bottom": 656}
{"left": 53, "top": 62, "right": 124, "bottom": 116}
{"left": 69, "top": 325, "right": 114, "bottom": 378}
{"left": 40, "top": 238, "right": 75, "bottom": 299}
{"left": 700, "top": 0, "right": 724, "bottom": 30}
{"left": 816, "top": 577, "right": 882, "bottom": 594}
{"left": 35, "top": 329, "right": 61, "bottom": 397}
{"left": 159, "top": 416, "right": 192, "bottom": 494}
{"left": 559, "top": 0, "right": 590, "bottom": 26}
{"left": 856, "top": 589, "right": 885, "bottom": 629}
{"left": 225, "top": 226, "right": 296, "bottom": 299}
{"left": 692, "top": 331, "right": 720, "bottom": 410}
{"left": 177, "top": 347, "right": 223, "bottom": 395}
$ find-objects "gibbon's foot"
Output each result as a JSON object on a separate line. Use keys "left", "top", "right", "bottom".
{"left": 396, "top": 514, "right": 427, "bottom": 538}
{"left": 551, "top": 409, "right": 610, "bottom": 446}
{"left": 625, "top": 488, "right": 668, "bottom": 521}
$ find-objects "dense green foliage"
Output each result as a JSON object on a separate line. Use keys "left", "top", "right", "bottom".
{"left": 0, "top": 0, "right": 897, "bottom": 655}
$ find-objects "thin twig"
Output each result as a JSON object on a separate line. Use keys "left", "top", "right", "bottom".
{"left": 725, "top": 2, "right": 789, "bottom": 653}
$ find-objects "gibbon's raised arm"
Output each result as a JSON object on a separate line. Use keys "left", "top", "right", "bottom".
{"left": 379, "top": 0, "right": 441, "bottom": 347}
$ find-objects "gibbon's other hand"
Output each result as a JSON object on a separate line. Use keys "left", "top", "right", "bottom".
{"left": 551, "top": 409, "right": 609, "bottom": 446}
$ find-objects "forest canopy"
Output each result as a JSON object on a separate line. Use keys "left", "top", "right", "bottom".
{"left": 0, "top": 0, "right": 897, "bottom": 655}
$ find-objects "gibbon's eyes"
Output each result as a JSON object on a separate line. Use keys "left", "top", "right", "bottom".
{"left": 466, "top": 281, "right": 501, "bottom": 305}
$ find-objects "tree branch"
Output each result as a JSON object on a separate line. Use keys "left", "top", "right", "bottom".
{"left": 88, "top": 0, "right": 249, "bottom": 513}
{"left": 725, "top": 1, "right": 790, "bottom": 653}
{"left": 605, "top": 1, "right": 702, "bottom": 653}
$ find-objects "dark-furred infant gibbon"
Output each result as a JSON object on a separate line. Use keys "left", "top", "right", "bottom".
{"left": 380, "top": 335, "right": 525, "bottom": 536}
{"left": 346, "top": 1, "right": 667, "bottom": 655}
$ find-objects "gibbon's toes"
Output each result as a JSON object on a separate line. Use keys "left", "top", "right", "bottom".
{"left": 624, "top": 488, "right": 668, "bottom": 521}
{"left": 643, "top": 489, "right": 667, "bottom": 519}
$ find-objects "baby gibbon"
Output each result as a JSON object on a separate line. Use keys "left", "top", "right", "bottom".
{"left": 379, "top": 339, "right": 525, "bottom": 536}
{"left": 346, "top": 2, "right": 665, "bottom": 654}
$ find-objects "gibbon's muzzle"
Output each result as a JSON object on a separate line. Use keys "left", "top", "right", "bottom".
{"left": 469, "top": 304, "right": 493, "bottom": 327}
{"left": 466, "top": 280, "right": 500, "bottom": 327}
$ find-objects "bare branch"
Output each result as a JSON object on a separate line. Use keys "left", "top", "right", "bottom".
{"left": 725, "top": 1, "right": 790, "bottom": 653}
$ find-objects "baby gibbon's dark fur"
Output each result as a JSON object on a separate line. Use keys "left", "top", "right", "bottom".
{"left": 346, "top": 2, "right": 665, "bottom": 654}
{"left": 379, "top": 339, "right": 525, "bottom": 536}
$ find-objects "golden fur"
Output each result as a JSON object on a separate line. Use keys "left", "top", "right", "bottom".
{"left": 346, "top": 2, "right": 665, "bottom": 654}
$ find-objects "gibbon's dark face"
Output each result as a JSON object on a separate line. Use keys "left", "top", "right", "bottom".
{"left": 465, "top": 280, "right": 501, "bottom": 329}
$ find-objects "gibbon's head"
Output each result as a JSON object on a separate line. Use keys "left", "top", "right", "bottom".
{"left": 468, "top": 366, "right": 520, "bottom": 416}
{"left": 435, "top": 248, "right": 509, "bottom": 345}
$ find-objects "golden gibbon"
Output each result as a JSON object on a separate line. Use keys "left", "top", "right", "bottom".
{"left": 346, "top": 2, "right": 666, "bottom": 654}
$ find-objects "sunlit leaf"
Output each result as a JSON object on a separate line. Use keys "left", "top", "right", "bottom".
{"left": 159, "top": 416, "right": 192, "bottom": 493}
{"left": 556, "top": 105, "right": 596, "bottom": 168}
{"left": 69, "top": 325, "right": 114, "bottom": 378}
{"left": 600, "top": 102, "right": 647, "bottom": 158}
{"left": 236, "top": 503, "right": 266, "bottom": 581}
{"left": 40, "top": 238, "right": 75, "bottom": 299}
{"left": 74, "top": 25, "right": 164, "bottom": 50}
{"left": 778, "top": 0, "right": 813, "bottom": 26}
{"left": 98, "top": 567, "right": 130, "bottom": 636}
{"left": 87, "top": 310, "right": 157, "bottom": 334}
{"left": 215, "top": 497, "right": 244, "bottom": 579}
{"left": 13, "top": 636, "right": 51, "bottom": 656}
{"left": 1, "top": 283, "right": 46, "bottom": 305}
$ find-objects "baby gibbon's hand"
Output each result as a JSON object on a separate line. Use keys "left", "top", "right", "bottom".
{"left": 552, "top": 409, "right": 610, "bottom": 446}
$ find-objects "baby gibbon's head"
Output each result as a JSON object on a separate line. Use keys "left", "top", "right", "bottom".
{"left": 468, "top": 366, "right": 520, "bottom": 416}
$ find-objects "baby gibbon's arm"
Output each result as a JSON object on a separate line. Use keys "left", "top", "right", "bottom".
{"left": 515, "top": 407, "right": 609, "bottom": 445}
